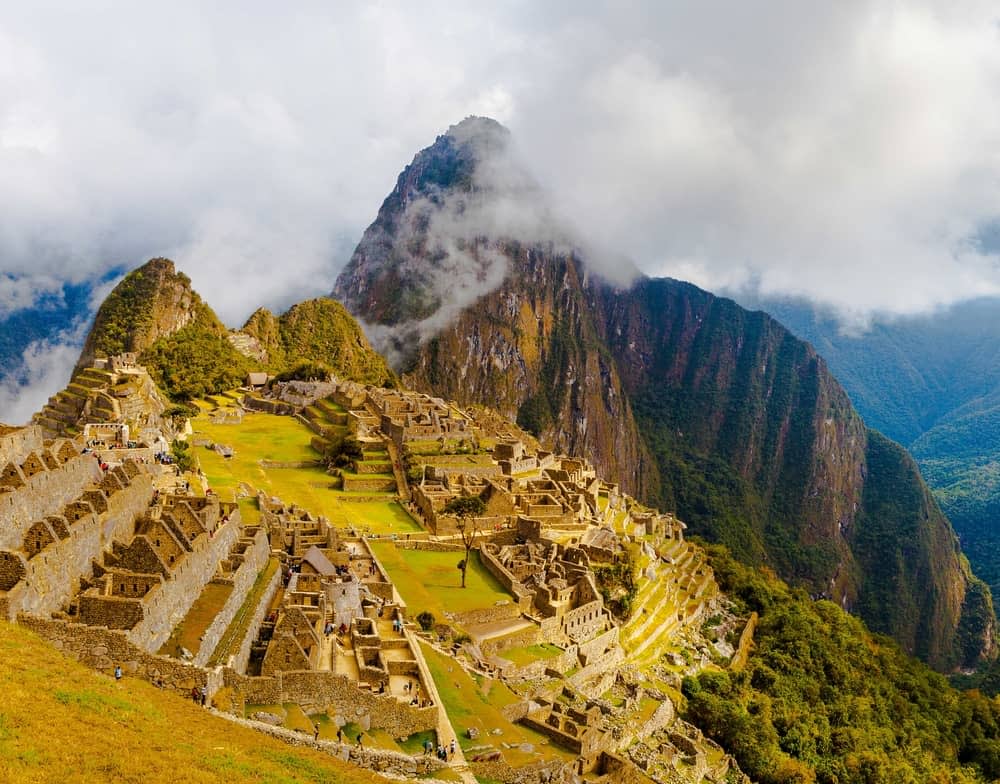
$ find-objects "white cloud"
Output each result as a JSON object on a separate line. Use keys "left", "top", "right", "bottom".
{"left": 0, "top": 324, "right": 85, "bottom": 426}
{"left": 0, "top": 0, "right": 999, "bottom": 337}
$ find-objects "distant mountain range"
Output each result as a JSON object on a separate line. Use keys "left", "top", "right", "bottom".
{"left": 739, "top": 296, "right": 1000, "bottom": 599}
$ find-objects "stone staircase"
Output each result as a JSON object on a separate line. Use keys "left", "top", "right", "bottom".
{"left": 34, "top": 368, "right": 114, "bottom": 437}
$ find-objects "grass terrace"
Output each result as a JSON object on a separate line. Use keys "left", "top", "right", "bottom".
{"left": 499, "top": 643, "right": 563, "bottom": 667}
{"left": 369, "top": 545, "right": 512, "bottom": 619}
{"left": 330, "top": 500, "right": 423, "bottom": 536}
{"left": 158, "top": 582, "right": 233, "bottom": 659}
{"left": 189, "top": 405, "right": 420, "bottom": 535}
{"left": 208, "top": 558, "right": 280, "bottom": 667}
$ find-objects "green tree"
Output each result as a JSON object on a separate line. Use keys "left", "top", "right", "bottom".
{"left": 443, "top": 495, "right": 486, "bottom": 588}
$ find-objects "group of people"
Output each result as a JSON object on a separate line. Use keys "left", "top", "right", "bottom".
{"left": 423, "top": 738, "right": 457, "bottom": 760}
{"left": 189, "top": 685, "right": 208, "bottom": 706}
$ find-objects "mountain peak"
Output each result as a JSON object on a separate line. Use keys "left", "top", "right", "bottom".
{"left": 75, "top": 256, "right": 206, "bottom": 372}
{"left": 443, "top": 115, "right": 510, "bottom": 153}
{"left": 333, "top": 119, "right": 570, "bottom": 365}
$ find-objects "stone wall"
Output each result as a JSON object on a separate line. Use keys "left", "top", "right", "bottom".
{"left": 0, "top": 426, "right": 43, "bottom": 467}
{"left": 0, "top": 470, "right": 153, "bottom": 620}
{"left": 469, "top": 758, "right": 576, "bottom": 784}
{"left": 225, "top": 668, "right": 438, "bottom": 738}
{"left": 126, "top": 515, "right": 241, "bottom": 652}
{"left": 730, "top": 612, "right": 758, "bottom": 672}
{"left": 242, "top": 396, "right": 296, "bottom": 416}
{"left": 341, "top": 475, "right": 397, "bottom": 493}
{"left": 0, "top": 452, "right": 102, "bottom": 549}
{"left": 479, "top": 544, "right": 534, "bottom": 611}
{"left": 218, "top": 713, "right": 448, "bottom": 778}
{"left": 230, "top": 562, "right": 282, "bottom": 673}
{"left": 479, "top": 623, "right": 540, "bottom": 657}
{"left": 194, "top": 527, "right": 270, "bottom": 667}
{"left": 20, "top": 615, "right": 213, "bottom": 699}
{"left": 452, "top": 602, "right": 521, "bottom": 628}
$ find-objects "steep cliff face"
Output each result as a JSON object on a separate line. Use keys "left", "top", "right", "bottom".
{"left": 408, "top": 248, "right": 656, "bottom": 499}
{"left": 333, "top": 118, "right": 994, "bottom": 669}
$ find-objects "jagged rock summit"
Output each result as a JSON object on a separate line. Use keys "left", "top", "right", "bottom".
{"left": 333, "top": 118, "right": 997, "bottom": 670}
{"left": 333, "top": 115, "right": 594, "bottom": 367}
{"left": 75, "top": 257, "right": 212, "bottom": 372}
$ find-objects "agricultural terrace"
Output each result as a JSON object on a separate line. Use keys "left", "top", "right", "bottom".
{"left": 419, "top": 643, "right": 574, "bottom": 766}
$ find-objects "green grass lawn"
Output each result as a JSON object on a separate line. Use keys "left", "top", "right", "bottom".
{"left": 369, "top": 546, "right": 512, "bottom": 619}
{"left": 190, "top": 409, "right": 422, "bottom": 538}
{"left": 331, "top": 500, "right": 424, "bottom": 535}
{"left": 499, "top": 643, "right": 563, "bottom": 667}
{"left": 419, "top": 643, "right": 572, "bottom": 766}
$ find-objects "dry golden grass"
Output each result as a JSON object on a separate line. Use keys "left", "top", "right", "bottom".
{"left": 0, "top": 621, "right": 382, "bottom": 784}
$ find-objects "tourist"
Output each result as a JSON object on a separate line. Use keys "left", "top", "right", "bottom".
{"left": 337, "top": 727, "right": 343, "bottom": 744}
{"left": 356, "top": 734, "right": 363, "bottom": 749}
{"left": 200, "top": 685, "right": 207, "bottom": 706}
{"left": 450, "top": 738, "right": 456, "bottom": 757}
{"left": 114, "top": 664, "right": 122, "bottom": 680}
{"left": 313, "top": 724, "right": 320, "bottom": 741}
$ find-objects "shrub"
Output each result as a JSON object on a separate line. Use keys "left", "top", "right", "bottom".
{"left": 416, "top": 611, "right": 435, "bottom": 632}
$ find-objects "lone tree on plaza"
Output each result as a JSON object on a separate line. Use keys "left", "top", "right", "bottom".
{"left": 443, "top": 495, "right": 486, "bottom": 588}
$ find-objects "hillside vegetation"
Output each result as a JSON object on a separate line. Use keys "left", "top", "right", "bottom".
{"left": 75, "top": 260, "right": 393, "bottom": 404}
{"left": 241, "top": 298, "right": 393, "bottom": 386}
{"left": 746, "top": 296, "right": 1000, "bottom": 607}
{"left": 684, "top": 546, "right": 1000, "bottom": 784}
{"left": 0, "top": 620, "right": 381, "bottom": 784}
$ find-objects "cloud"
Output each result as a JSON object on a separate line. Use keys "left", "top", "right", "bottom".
{"left": 0, "top": 321, "right": 86, "bottom": 426}
{"left": 0, "top": 0, "right": 999, "bottom": 333}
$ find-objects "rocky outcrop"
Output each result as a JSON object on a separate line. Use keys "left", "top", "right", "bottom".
{"left": 75, "top": 258, "right": 203, "bottom": 371}
{"left": 332, "top": 118, "right": 995, "bottom": 670}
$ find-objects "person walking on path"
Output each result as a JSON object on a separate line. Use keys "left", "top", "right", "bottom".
{"left": 200, "top": 685, "right": 207, "bottom": 706}
{"left": 114, "top": 665, "right": 122, "bottom": 681}
{"left": 337, "top": 727, "right": 343, "bottom": 744}
{"left": 313, "top": 724, "right": 320, "bottom": 741}
{"left": 356, "top": 734, "right": 363, "bottom": 749}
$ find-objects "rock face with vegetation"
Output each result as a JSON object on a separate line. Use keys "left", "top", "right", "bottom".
{"left": 238, "top": 298, "right": 393, "bottom": 386}
{"left": 75, "top": 258, "right": 203, "bottom": 371}
{"left": 76, "top": 258, "right": 252, "bottom": 401}
{"left": 333, "top": 118, "right": 995, "bottom": 670}
{"left": 79, "top": 261, "right": 392, "bottom": 401}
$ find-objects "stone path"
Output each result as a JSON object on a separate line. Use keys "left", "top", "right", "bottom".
{"left": 384, "top": 438, "right": 411, "bottom": 502}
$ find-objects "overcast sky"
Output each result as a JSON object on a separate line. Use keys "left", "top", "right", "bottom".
{"left": 2, "top": 0, "right": 1000, "bottom": 421}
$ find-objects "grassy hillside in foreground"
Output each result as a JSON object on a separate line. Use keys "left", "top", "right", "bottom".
{"left": 0, "top": 621, "right": 381, "bottom": 784}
